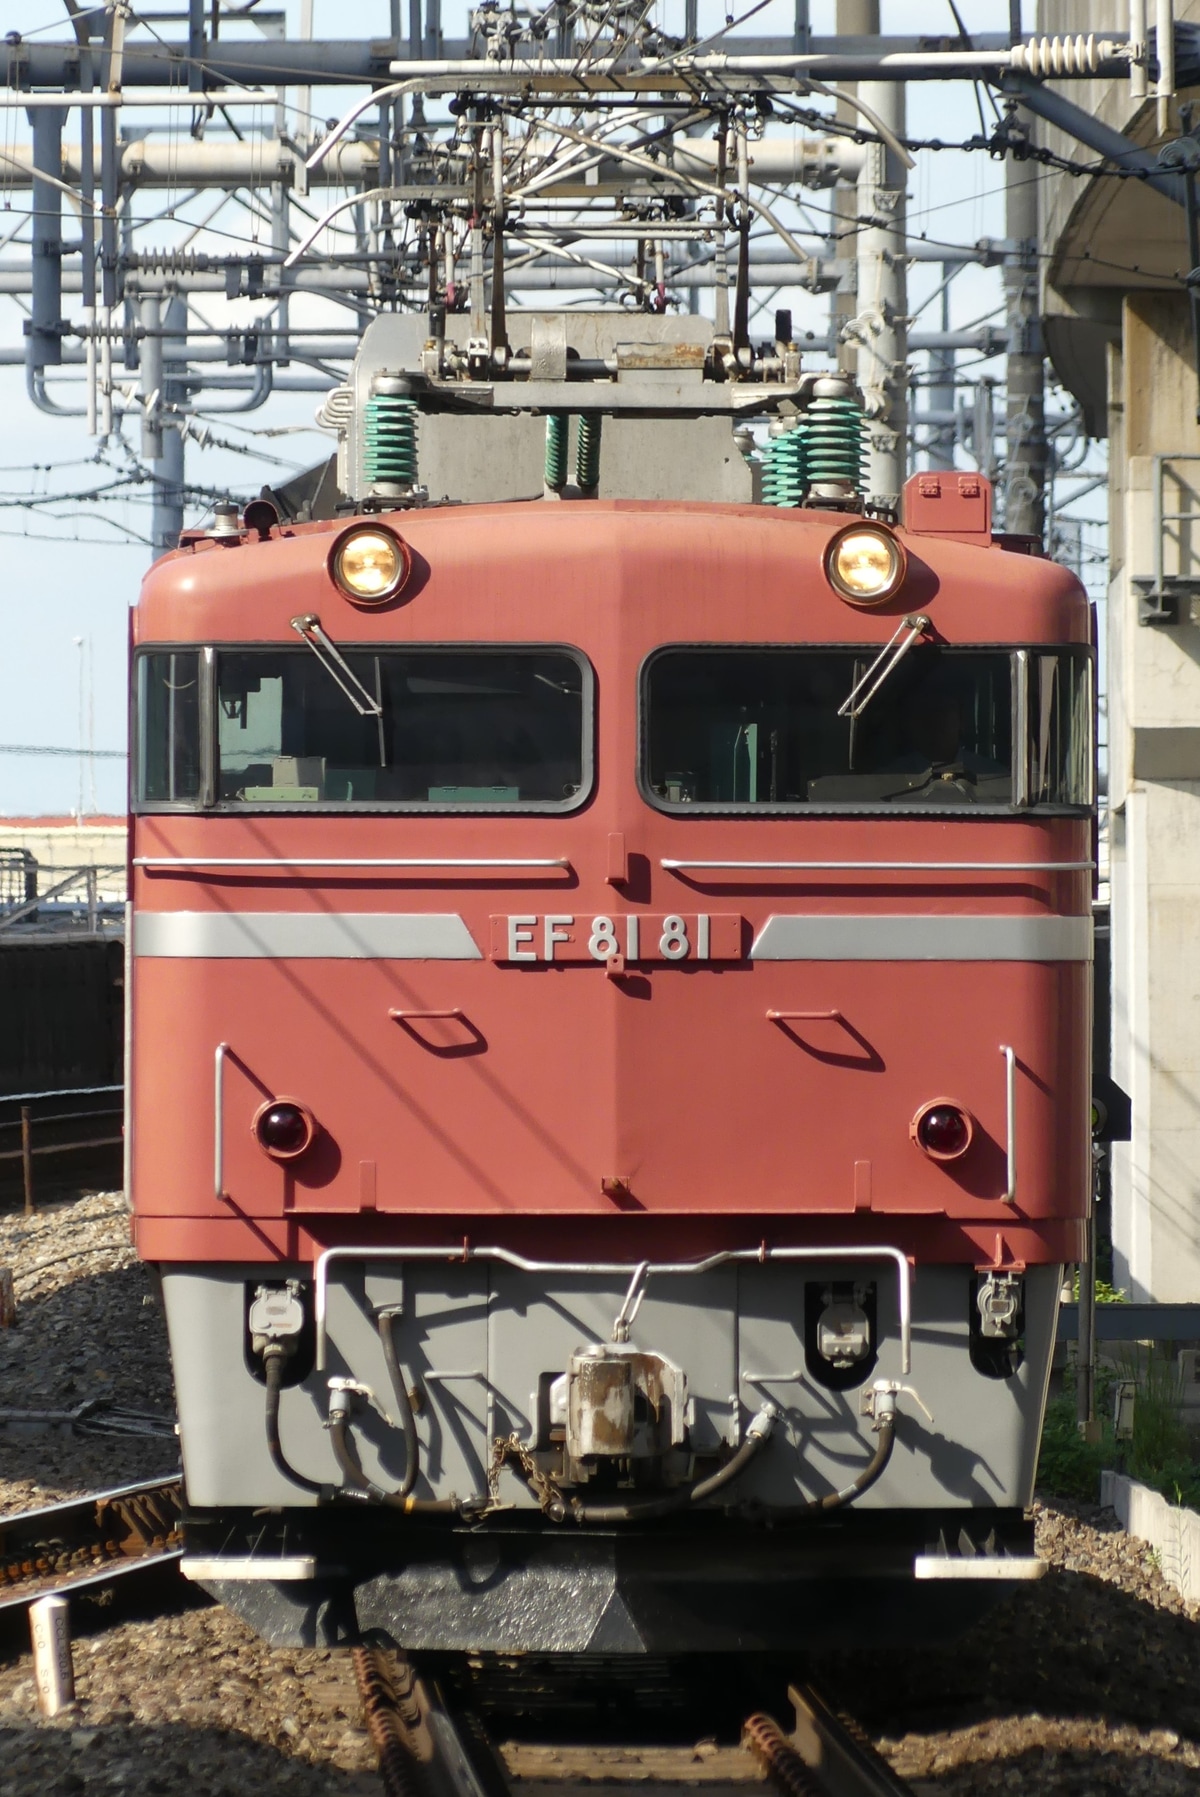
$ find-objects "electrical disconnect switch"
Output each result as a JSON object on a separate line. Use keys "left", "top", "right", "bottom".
{"left": 249, "top": 1280, "right": 305, "bottom": 1353}
{"left": 977, "top": 1272, "right": 1023, "bottom": 1341}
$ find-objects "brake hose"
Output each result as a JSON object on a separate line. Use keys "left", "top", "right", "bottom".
{"left": 263, "top": 1347, "right": 327, "bottom": 1497}
{"left": 558, "top": 1404, "right": 778, "bottom": 1525}
{"left": 375, "top": 1311, "right": 420, "bottom": 1498}
{"left": 327, "top": 1402, "right": 458, "bottom": 1515}
{"left": 764, "top": 1410, "right": 895, "bottom": 1520}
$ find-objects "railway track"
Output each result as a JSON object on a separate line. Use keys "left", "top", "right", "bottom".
{"left": 0, "top": 1475, "right": 182, "bottom": 1615}
{"left": 351, "top": 1651, "right": 924, "bottom": 1797}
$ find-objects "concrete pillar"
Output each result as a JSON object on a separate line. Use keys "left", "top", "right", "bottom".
{"left": 1108, "top": 293, "right": 1200, "bottom": 1299}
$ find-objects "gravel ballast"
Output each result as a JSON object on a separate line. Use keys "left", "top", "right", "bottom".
{"left": 0, "top": 1191, "right": 1198, "bottom": 1793}
{"left": 0, "top": 1191, "right": 178, "bottom": 1510}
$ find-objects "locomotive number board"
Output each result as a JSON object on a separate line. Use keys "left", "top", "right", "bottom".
{"left": 490, "top": 914, "right": 743, "bottom": 964}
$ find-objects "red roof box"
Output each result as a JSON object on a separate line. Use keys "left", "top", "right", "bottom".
{"left": 902, "top": 471, "right": 992, "bottom": 544}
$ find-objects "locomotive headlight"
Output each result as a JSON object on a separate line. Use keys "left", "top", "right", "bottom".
{"left": 252, "top": 1097, "right": 318, "bottom": 1162}
{"left": 910, "top": 1100, "right": 974, "bottom": 1162}
{"left": 330, "top": 525, "right": 410, "bottom": 603}
{"left": 825, "top": 524, "right": 906, "bottom": 606}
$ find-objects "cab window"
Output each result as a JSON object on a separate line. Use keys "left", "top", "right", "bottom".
{"left": 643, "top": 645, "right": 1091, "bottom": 812}
{"left": 137, "top": 644, "right": 591, "bottom": 812}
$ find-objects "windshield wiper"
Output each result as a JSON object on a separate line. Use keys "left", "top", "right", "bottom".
{"left": 837, "top": 614, "right": 931, "bottom": 721}
{"left": 290, "top": 614, "right": 383, "bottom": 717}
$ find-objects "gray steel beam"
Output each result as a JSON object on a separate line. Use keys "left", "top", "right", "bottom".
{"left": 4, "top": 33, "right": 1016, "bottom": 90}
{"left": 1058, "top": 1302, "right": 1200, "bottom": 1342}
{"left": 1002, "top": 70, "right": 1186, "bottom": 208}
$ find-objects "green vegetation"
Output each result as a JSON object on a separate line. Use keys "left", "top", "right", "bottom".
{"left": 1037, "top": 1349, "right": 1200, "bottom": 1509}
{"left": 1068, "top": 1270, "right": 1126, "bottom": 1303}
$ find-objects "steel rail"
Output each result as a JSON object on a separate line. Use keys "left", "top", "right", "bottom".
{"left": 0, "top": 1476, "right": 183, "bottom": 1616}
{"left": 746, "top": 1685, "right": 922, "bottom": 1796}
{"left": 354, "top": 1650, "right": 922, "bottom": 1797}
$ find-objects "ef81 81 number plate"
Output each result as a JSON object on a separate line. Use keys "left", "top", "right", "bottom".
{"left": 490, "top": 914, "right": 743, "bottom": 964}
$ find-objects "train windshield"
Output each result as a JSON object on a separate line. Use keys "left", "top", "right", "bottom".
{"left": 643, "top": 646, "right": 1092, "bottom": 811}
{"left": 138, "top": 646, "right": 590, "bottom": 810}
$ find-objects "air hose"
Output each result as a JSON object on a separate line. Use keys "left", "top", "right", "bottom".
{"left": 262, "top": 1340, "right": 447, "bottom": 1510}
{"left": 327, "top": 1401, "right": 458, "bottom": 1515}
{"left": 376, "top": 1311, "right": 420, "bottom": 1498}
{"left": 263, "top": 1346, "right": 328, "bottom": 1497}
{"left": 769, "top": 1411, "right": 894, "bottom": 1519}
{"left": 563, "top": 1405, "right": 776, "bottom": 1524}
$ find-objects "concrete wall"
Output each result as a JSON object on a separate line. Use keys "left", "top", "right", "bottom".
{"left": 1106, "top": 302, "right": 1200, "bottom": 1298}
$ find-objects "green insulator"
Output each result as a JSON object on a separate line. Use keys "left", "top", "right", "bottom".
{"left": 760, "top": 438, "right": 778, "bottom": 506}
{"left": 363, "top": 392, "right": 418, "bottom": 487}
{"left": 576, "top": 411, "right": 602, "bottom": 493}
{"left": 545, "top": 413, "right": 568, "bottom": 490}
{"left": 761, "top": 424, "right": 804, "bottom": 507}
{"left": 799, "top": 395, "right": 866, "bottom": 494}
{"left": 772, "top": 427, "right": 806, "bottom": 507}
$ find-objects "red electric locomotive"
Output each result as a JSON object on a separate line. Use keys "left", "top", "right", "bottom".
{"left": 129, "top": 311, "right": 1093, "bottom": 1652}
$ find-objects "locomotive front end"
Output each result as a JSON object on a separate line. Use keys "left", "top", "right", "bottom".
{"left": 129, "top": 318, "right": 1093, "bottom": 1653}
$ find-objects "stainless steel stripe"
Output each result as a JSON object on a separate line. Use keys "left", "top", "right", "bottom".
{"left": 749, "top": 914, "right": 1092, "bottom": 961}
{"left": 135, "top": 911, "right": 483, "bottom": 959}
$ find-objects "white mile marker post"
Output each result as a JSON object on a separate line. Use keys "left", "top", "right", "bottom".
{"left": 30, "top": 1593, "right": 76, "bottom": 1717}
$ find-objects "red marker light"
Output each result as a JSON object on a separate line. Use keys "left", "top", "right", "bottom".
{"left": 910, "top": 1100, "right": 974, "bottom": 1162}
{"left": 252, "top": 1098, "right": 317, "bottom": 1162}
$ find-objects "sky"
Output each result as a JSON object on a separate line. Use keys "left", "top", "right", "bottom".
{"left": 0, "top": 0, "right": 1109, "bottom": 815}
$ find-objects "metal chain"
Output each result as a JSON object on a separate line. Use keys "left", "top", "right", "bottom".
{"left": 487, "top": 1433, "right": 566, "bottom": 1519}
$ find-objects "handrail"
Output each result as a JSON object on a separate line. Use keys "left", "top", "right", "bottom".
{"left": 214, "top": 1043, "right": 229, "bottom": 1202}
{"left": 1000, "top": 1043, "right": 1017, "bottom": 1204}
{"left": 314, "top": 1242, "right": 912, "bottom": 1374}
{"left": 662, "top": 859, "right": 1094, "bottom": 873}
{"left": 134, "top": 856, "right": 571, "bottom": 870}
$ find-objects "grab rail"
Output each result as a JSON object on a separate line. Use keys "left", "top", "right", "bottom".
{"left": 135, "top": 856, "right": 570, "bottom": 870}
{"left": 313, "top": 1242, "right": 912, "bottom": 1375}
{"left": 1000, "top": 1043, "right": 1017, "bottom": 1204}
{"left": 214, "top": 1042, "right": 229, "bottom": 1201}
{"left": 662, "top": 859, "right": 1094, "bottom": 873}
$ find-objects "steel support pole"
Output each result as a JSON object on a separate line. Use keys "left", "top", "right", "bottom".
{"left": 925, "top": 267, "right": 956, "bottom": 470}
{"left": 139, "top": 294, "right": 163, "bottom": 459}
{"left": 151, "top": 295, "right": 187, "bottom": 558}
{"left": 831, "top": 0, "right": 877, "bottom": 373}
{"left": 28, "top": 106, "right": 63, "bottom": 371}
{"left": 1003, "top": 142, "right": 1046, "bottom": 542}
{"left": 1077, "top": 1160, "right": 1098, "bottom": 1435}
{"left": 856, "top": 77, "right": 907, "bottom": 508}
